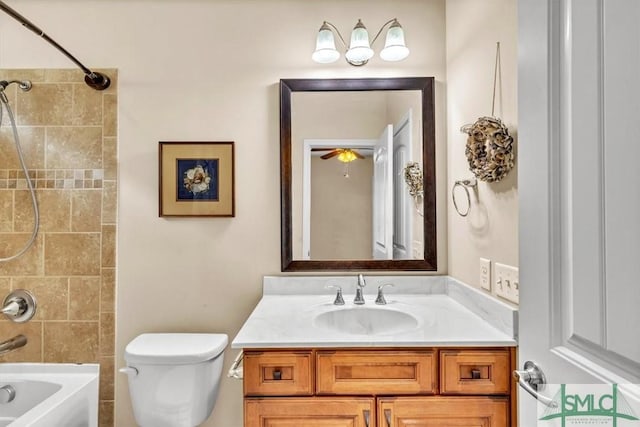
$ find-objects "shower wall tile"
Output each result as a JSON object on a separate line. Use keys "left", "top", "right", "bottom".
{"left": 44, "top": 69, "right": 84, "bottom": 83}
{"left": 101, "top": 268, "right": 115, "bottom": 313}
{"left": 102, "top": 181, "right": 117, "bottom": 224}
{"left": 0, "top": 321, "right": 43, "bottom": 362}
{"left": 99, "top": 312, "right": 115, "bottom": 356}
{"left": 103, "top": 95, "right": 117, "bottom": 137}
{"left": 46, "top": 127, "right": 103, "bottom": 169}
{"left": 1, "top": 68, "right": 117, "bottom": 426}
{"left": 99, "top": 356, "right": 115, "bottom": 400}
{"left": 69, "top": 277, "right": 100, "bottom": 321}
{"left": 17, "top": 84, "right": 74, "bottom": 126}
{"left": 13, "top": 277, "right": 69, "bottom": 321}
{"left": 0, "top": 233, "right": 44, "bottom": 276}
{"left": 0, "top": 127, "right": 46, "bottom": 170}
{"left": 45, "top": 233, "right": 101, "bottom": 276}
{"left": 99, "top": 401, "right": 114, "bottom": 427}
{"left": 0, "top": 191, "right": 12, "bottom": 232}
{"left": 101, "top": 225, "right": 116, "bottom": 268}
{"left": 73, "top": 85, "right": 103, "bottom": 126}
{"left": 15, "top": 190, "right": 71, "bottom": 232}
{"left": 43, "top": 321, "right": 99, "bottom": 363}
{"left": 72, "top": 190, "right": 102, "bottom": 232}
{"left": 103, "top": 137, "right": 117, "bottom": 180}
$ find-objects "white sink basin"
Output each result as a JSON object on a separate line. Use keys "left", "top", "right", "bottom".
{"left": 0, "top": 363, "right": 99, "bottom": 427}
{"left": 313, "top": 307, "right": 419, "bottom": 335}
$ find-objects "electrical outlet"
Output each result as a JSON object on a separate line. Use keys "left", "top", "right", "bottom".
{"left": 480, "top": 258, "right": 491, "bottom": 291}
{"left": 494, "top": 262, "right": 519, "bottom": 304}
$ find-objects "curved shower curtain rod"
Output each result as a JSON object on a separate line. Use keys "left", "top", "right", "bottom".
{"left": 0, "top": 0, "right": 110, "bottom": 90}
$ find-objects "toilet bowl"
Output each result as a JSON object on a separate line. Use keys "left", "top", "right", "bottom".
{"left": 121, "top": 333, "right": 228, "bottom": 427}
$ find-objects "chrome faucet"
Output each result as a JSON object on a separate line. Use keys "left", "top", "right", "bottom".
{"left": 0, "top": 334, "right": 27, "bottom": 356}
{"left": 354, "top": 274, "right": 366, "bottom": 305}
{"left": 375, "top": 283, "right": 395, "bottom": 305}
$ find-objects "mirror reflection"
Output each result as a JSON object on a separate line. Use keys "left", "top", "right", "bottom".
{"left": 280, "top": 78, "right": 436, "bottom": 271}
{"left": 291, "top": 90, "right": 423, "bottom": 261}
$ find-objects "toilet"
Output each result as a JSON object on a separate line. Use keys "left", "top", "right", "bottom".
{"left": 121, "top": 333, "right": 228, "bottom": 427}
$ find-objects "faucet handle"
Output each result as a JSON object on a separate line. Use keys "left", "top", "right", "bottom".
{"left": 326, "top": 285, "right": 345, "bottom": 305}
{"left": 375, "top": 283, "right": 395, "bottom": 305}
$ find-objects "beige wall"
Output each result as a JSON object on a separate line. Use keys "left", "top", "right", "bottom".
{"left": 310, "top": 156, "right": 373, "bottom": 259}
{"left": 445, "top": 0, "right": 519, "bottom": 293}
{"left": 0, "top": 69, "right": 117, "bottom": 426}
{"left": 0, "top": 2, "right": 447, "bottom": 426}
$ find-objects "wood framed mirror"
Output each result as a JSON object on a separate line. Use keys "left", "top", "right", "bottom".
{"left": 280, "top": 77, "right": 436, "bottom": 271}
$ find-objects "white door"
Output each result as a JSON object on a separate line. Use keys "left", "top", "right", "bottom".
{"left": 392, "top": 113, "right": 412, "bottom": 259}
{"left": 372, "top": 124, "right": 393, "bottom": 260}
{"left": 519, "top": 0, "right": 640, "bottom": 425}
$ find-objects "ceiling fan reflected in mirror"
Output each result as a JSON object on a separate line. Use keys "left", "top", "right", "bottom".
{"left": 311, "top": 147, "right": 373, "bottom": 163}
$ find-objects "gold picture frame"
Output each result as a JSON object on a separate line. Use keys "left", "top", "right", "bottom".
{"left": 159, "top": 141, "right": 235, "bottom": 217}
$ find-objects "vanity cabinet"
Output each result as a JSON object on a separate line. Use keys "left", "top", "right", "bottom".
{"left": 243, "top": 347, "right": 516, "bottom": 427}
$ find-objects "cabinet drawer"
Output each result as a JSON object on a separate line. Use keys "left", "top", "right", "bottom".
{"left": 244, "top": 351, "right": 313, "bottom": 396}
{"left": 440, "top": 350, "right": 510, "bottom": 395}
{"left": 316, "top": 350, "right": 436, "bottom": 395}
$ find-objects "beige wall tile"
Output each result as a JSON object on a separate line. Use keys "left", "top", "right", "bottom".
{"left": 101, "top": 225, "right": 116, "bottom": 268}
{"left": 99, "top": 312, "right": 115, "bottom": 356}
{"left": 17, "top": 83, "right": 73, "bottom": 126}
{"left": 102, "top": 181, "right": 117, "bottom": 224}
{"left": 0, "top": 126, "right": 45, "bottom": 169}
{"left": 99, "top": 356, "right": 114, "bottom": 400}
{"left": 46, "top": 127, "right": 103, "bottom": 169}
{"left": 72, "top": 190, "right": 102, "bottom": 232}
{"left": 13, "top": 277, "right": 68, "bottom": 320}
{"left": 0, "top": 321, "right": 43, "bottom": 362}
{"left": 73, "top": 85, "right": 103, "bottom": 126}
{"left": 103, "top": 138, "right": 117, "bottom": 181}
{"left": 100, "top": 268, "right": 115, "bottom": 313}
{"left": 15, "top": 190, "right": 71, "bottom": 232}
{"left": 44, "top": 69, "right": 84, "bottom": 83}
{"left": 0, "top": 191, "right": 12, "bottom": 232}
{"left": 99, "top": 401, "right": 114, "bottom": 427}
{"left": 0, "top": 233, "right": 43, "bottom": 276}
{"left": 69, "top": 277, "right": 100, "bottom": 321}
{"left": 43, "top": 321, "right": 99, "bottom": 363}
{"left": 103, "top": 95, "right": 117, "bottom": 137}
{"left": 3, "top": 69, "right": 45, "bottom": 83}
{"left": 0, "top": 278, "right": 10, "bottom": 295}
{"left": 45, "top": 233, "right": 100, "bottom": 275}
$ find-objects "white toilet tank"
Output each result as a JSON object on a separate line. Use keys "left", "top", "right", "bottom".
{"left": 122, "top": 333, "right": 228, "bottom": 427}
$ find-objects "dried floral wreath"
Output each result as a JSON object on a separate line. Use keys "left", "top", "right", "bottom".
{"left": 461, "top": 116, "right": 514, "bottom": 183}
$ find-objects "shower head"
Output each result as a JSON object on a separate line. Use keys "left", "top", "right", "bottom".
{"left": 0, "top": 1, "right": 110, "bottom": 91}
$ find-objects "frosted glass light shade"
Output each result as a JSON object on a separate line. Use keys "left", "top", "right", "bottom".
{"left": 380, "top": 21, "right": 409, "bottom": 62}
{"left": 337, "top": 149, "right": 358, "bottom": 163}
{"left": 312, "top": 24, "right": 340, "bottom": 64}
{"left": 345, "top": 19, "right": 373, "bottom": 66}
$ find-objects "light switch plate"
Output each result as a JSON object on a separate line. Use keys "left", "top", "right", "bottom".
{"left": 494, "top": 262, "right": 519, "bottom": 304}
{"left": 480, "top": 258, "right": 491, "bottom": 291}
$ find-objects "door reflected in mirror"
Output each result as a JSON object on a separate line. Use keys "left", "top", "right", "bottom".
{"left": 281, "top": 78, "right": 436, "bottom": 271}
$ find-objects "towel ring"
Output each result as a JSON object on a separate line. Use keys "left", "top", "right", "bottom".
{"left": 452, "top": 178, "right": 477, "bottom": 217}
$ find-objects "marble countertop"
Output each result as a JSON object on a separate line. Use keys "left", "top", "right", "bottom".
{"left": 231, "top": 276, "right": 517, "bottom": 349}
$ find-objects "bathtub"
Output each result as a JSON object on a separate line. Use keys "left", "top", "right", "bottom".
{"left": 0, "top": 363, "right": 99, "bottom": 427}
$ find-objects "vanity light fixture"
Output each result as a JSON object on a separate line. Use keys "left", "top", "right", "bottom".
{"left": 312, "top": 18, "right": 410, "bottom": 66}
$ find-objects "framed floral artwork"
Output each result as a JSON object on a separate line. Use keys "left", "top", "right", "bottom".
{"left": 159, "top": 141, "right": 235, "bottom": 217}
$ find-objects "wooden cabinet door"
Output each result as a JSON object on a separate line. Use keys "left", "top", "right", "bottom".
{"left": 316, "top": 350, "right": 436, "bottom": 395}
{"left": 378, "top": 396, "right": 509, "bottom": 427}
{"left": 245, "top": 397, "right": 375, "bottom": 427}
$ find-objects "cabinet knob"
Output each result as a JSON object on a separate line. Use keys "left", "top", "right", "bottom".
{"left": 471, "top": 369, "right": 481, "bottom": 379}
{"left": 272, "top": 369, "right": 282, "bottom": 380}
